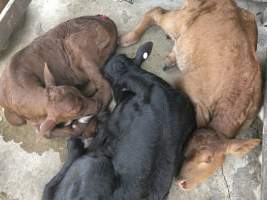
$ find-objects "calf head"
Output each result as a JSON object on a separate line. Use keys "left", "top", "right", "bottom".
{"left": 104, "top": 42, "right": 153, "bottom": 83}
{"left": 177, "top": 129, "right": 260, "bottom": 190}
{"left": 39, "top": 64, "right": 100, "bottom": 136}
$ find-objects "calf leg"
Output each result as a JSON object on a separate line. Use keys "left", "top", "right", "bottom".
{"left": 163, "top": 47, "right": 177, "bottom": 71}
{"left": 47, "top": 119, "right": 97, "bottom": 138}
{"left": 81, "top": 60, "right": 112, "bottom": 110}
{"left": 4, "top": 109, "right": 26, "bottom": 126}
{"left": 80, "top": 81, "right": 97, "bottom": 97}
{"left": 64, "top": 32, "right": 113, "bottom": 111}
{"left": 120, "top": 7, "right": 181, "bottom": 47}
{"left": 47, "top": 126, "right": 79, "bottom": 138}
{"left": 42, "top": 138, "right": 86, "bottom": 200}
{"left": 120, "top": 7, "right": 184, "bottom": 71}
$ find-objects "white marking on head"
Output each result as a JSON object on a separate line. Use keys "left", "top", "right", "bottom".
{"left": 143, "top": 52, "right": 148, "bottom": 60}
{"left": 82, "top": 138, "right": 93, "bottom": 148}
{"left": 78, "top": 115, "right": 93, "bottom": 124}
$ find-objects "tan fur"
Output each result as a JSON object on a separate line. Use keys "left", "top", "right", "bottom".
{"left": 120, "top": 0, "right": 262, "bottom": 189}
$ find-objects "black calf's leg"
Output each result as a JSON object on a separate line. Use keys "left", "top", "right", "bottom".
{"left": 42, "top": 138, "right": 86, "bottom": 200}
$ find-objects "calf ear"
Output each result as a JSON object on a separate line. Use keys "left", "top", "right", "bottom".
{"left": 44, "top": 63, "right": 56, "bottom": 87}
{"left": 226, "top": 138, "right": 261, "bottom": 157}
{"left": 134, "top": 42, "right": 153, "bottom": 66}
{"left": 39, "top": 117, "right": 56, "bottom": 137}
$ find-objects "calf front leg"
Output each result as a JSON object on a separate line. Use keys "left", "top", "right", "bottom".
{"left": 163, "top": 47, "right": 177, "bottom": 71}
{"left": 80, "top": 81, "right": 97, "bottom": 97}
{"left": 81, "top": 60, "right": 112, "bottom": 111}
{"left": 46, "top": 126, "right": 80, "bottom": 138}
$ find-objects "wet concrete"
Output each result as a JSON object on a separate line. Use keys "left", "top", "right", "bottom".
{"left": 0, "top": 0, "right": 266, "bottom": 200}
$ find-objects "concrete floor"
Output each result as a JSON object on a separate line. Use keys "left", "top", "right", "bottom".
{"left": 0, "top": 0, "right": 266, "bottom": 199}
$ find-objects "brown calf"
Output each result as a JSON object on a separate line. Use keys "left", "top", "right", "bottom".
{"left": 120, "top": 0, "right": 262, "bottom": 190}
{"left": 0, "top": 15, "right": 117, "bottom": 138}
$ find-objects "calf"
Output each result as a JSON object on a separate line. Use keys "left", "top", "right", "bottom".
{"left": 42, "top": 42, "right": 196, "bottom": 200}
{"left": 0, "top": 15, "right": 117, "bottom": 137}
{"left": 120, "top": 0, "right": 262, "bottom": 190}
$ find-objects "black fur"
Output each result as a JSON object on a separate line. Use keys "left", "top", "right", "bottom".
{"left": 42, "top": 42, "right": 196, "bottom": 200}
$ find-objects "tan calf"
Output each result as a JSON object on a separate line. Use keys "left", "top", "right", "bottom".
{"left": 120, "top": 0, "right": 262, "bottom": 190}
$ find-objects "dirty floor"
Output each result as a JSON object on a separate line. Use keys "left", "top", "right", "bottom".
{"left": 0, "top": 0, "right": 266, "bottom": 200}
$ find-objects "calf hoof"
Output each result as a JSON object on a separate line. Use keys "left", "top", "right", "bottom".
{"left": 4, "top": 109, "right": 26, "bottom": 126}
{"left": 162, "top": 63, "right": 177, "bottom": 72}
{"left": 119, "top": 32, "right": 139, "bottom": 47}
{"left": 81, "top": 83, "right": 97, "bottom": 97}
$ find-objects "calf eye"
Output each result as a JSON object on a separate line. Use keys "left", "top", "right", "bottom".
{"left": 199, "top": 150, "right": 213, "bottom": 163}
{"left": 184, "top": 150, "right": 196, "bottom": 160}
{"left": 204, "top": 155, "right": 212, "bottom": 163}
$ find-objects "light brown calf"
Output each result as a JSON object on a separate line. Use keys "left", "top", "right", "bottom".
{"left": 120, "top": 0, "right": 262, "bottom": 190}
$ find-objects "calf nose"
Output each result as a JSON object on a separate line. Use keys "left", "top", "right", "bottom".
{"left": 177, "top": 180, "right": 188, "bottom": 191}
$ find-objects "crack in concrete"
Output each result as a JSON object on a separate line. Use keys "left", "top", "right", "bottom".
{"left": 221, "top": 166, "right": 232, "bottom": 200}
{"left": 113, "top": 0, "right": 134, "bottom": 4}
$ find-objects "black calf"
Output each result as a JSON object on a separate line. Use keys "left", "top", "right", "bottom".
{"left": 42, "top": 42, "right": 196, "bottom": 200}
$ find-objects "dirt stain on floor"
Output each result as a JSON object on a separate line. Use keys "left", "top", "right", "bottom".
{"left": 0, "top": 109, "right": 67, "bottom": 160}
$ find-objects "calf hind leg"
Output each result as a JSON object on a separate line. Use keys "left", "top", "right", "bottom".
{"left": 120, "top": 7, "right": 182, "bottom": 71}
{"left": 120, "top": 7, "right": 170, "bottom": 47}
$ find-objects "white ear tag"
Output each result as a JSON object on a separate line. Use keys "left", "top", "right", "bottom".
{"left": 143, "top": 52, "right": 148, "bottom": 60}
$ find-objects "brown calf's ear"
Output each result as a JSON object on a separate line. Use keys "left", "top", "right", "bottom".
{"left": 44, "top": 63, "right": 56, "bottom": 87}
{"left": 39, "top": 117, "right": 56, "bottom": 137}
{"left": 226, "top": 138, "right": 261, "bottom": 157}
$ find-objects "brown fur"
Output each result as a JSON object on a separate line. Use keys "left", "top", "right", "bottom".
{"left": 44, "top": 119, "right": 97, "bottom": 138}
{"left": 120, "top": 0, "right": 262, "bottom": 190}
{"left": 0, "top": 15, "right": 117, "bottom": 137}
